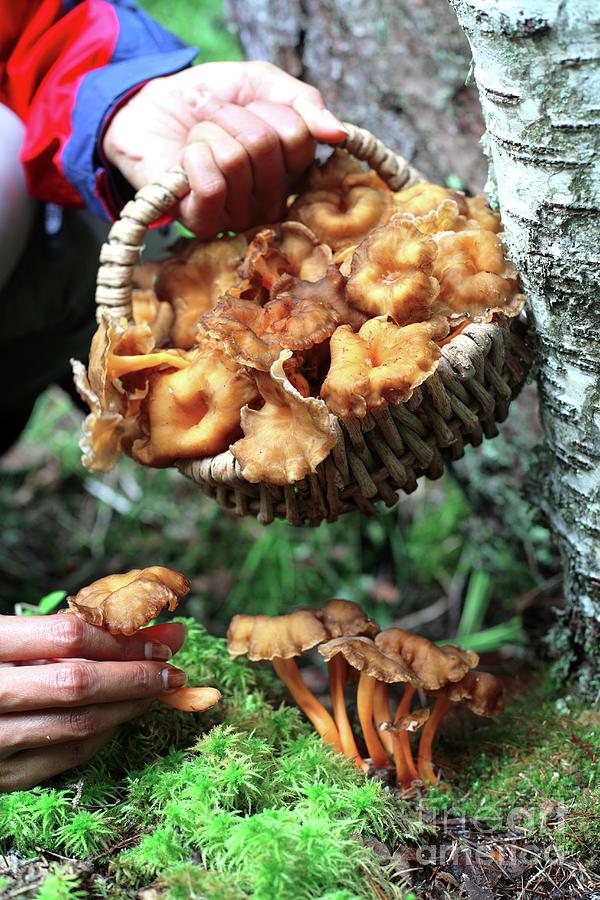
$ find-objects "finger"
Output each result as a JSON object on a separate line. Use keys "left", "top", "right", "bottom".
{"left": 0, "top": 699, "right": 154, "bottom": 758}
{"left": 0, "top": 661, "right": 186, "bottom": 712}
{"left": 185, "top": 92, "right": 286, "bottom": 223}
{"left": 0, "top": 615, "right": 187, "bottom": 663}
{"left": 244, "top": 101, "right": 315, "bottom": 181}
{"left": 0, "top": 728, "right": 117, "bottom": 793}
{"left": 186, "top": 121, "right": 253, "bottom": 232}
{"left": 179, "top": 141, "right": 227, "bottom": 237}
{"left": 242, "top": 61, "right": 348, "bottom": 143}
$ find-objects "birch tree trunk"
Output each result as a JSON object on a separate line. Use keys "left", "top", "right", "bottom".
{"left": 449, "top": 0, "right": 600, "bottom": 694}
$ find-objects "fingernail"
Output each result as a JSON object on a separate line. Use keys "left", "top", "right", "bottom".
{"left": 162, "top": 667, "right": 187, "bottom": 692}
{"left": 145, "top": 641, "right": 172, "bottom": 662}
{"left": 319, "top": 109, "right": 349, "bottom": 135}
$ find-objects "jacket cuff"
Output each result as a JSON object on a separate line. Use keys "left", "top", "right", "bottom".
{"left": 61, "top": 47, "right": 197, "bottom": 220}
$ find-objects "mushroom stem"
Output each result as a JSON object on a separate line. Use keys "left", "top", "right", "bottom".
{"left": 327, "top": 655, "right": 366, "bottom": 770}
{"left": 356, "top": 673, "right": 391, "bottom": 769}
{"left": 392, "top": 685, "right": 418, "bottom": 787}
{"left": 372, "top": 681, "right": 394, "bottom": 755}
{"left": 417, "top": 692, "right": 451, "bottom": 785}
{"left": 272, "top": 656, "right": 342, "bottom": 753}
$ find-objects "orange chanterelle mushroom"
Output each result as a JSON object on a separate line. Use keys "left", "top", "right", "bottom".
{"left": 345, "top": 220, "right": 440, "bottom": 324}
{"left": 155, "top": 235, "right": 247, "bottom": 349}
{"left": 288, "top": 150, "right": 393, "bottom": 251}
{"left": 130, "top": 342, "right": 259, "bottom": 467}
{"left": 198, "top": 268, "right": 344, "bottom": 372}
{"left": 321, "top": 316, "right": 448, "bottom": 419}
{"left": 72, "top": 311, "right": 188, "bottom": 472}
{"left": 433, "top": 229, "right": 524, "bottom": 322}
{"left": 67, "top": 566, "right": 191, "bottom": 635}
{"left": 231, "top": 350, "right": 337, "bottom": 485}
{"left": 228, "top": 610, "right": 342, "bottom": 751}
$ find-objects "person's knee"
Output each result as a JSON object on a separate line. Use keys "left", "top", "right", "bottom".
{"left": 0, "top": 104, "right": 38, "bottom": 290}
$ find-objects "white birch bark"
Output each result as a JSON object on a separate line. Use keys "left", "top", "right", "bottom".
{"left": 449, "top": 0, "right": 600, "bottom": 689}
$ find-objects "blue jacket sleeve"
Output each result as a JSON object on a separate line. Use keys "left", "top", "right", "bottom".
{"left": 62, "top": 1, "right": 197, "bottom": 218}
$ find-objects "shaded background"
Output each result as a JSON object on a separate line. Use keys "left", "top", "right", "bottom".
{"left": 0, "top": 0, "right": 560, "bottom": 649}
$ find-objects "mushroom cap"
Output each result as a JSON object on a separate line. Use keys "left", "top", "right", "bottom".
{"left": 160, "top": 686, "right": 222, "bottom": 713}
{"left": 231, "top": 349, "right": 337, "bottom": 485}
{"left": 316, "top": 599, "right": 380, "bottom": 639}
{"left": 394, "top": 182, "right": 469, "bottom": 219}
{"left": 465, "top": 195, "right": 502, "bottom": 234}
{"left": 155, "top": 235, "right": 247, "bottom": 349}
{"left": 66, "top": 566, "right": 190, "bottom": 635}
{"left": 374, "top": 629, "right": 479, "bottom": 691}
{"left": 131, "top": 288, "right": 174, "bottom": 347}
{"left": 446, "top": 670, "right": 504, "bottom": 717}
{"left": 270, "top": 266, "right": 367, "bottom": 333}
{"left": 227, "top": 609, "right": 328, "bottom": 661}
{"left": 198, "top": 268, "right": 343, "bottom": 373}
{"left": 391, "top": 200, "right": 464, "bottom": 237}
{"left": 433, "top": 229, "right": 524, "bottom": 322}
{"left": 346, "top": 220, "right": 440, "bottom": 324}
{"left": 321, "top": 316, "right": 447, "bottom": 419}
{"left": 236, "top": 224, "right": 332, "bottom": 299}
{"left": 130, "top": 343, "right": 259, "bottom": 467}
{"left": 305, "top": 149, "right": 392, "bottom": 194}
{"left": 318, "top": 636, "right": 420, "bottom": 685}
{"left": 288, "top": 155, "right": 393, "bottom": 253}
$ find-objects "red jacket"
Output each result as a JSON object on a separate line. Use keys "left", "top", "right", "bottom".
{"left": 0, "top": 1, "right": 196, "bottom": 218}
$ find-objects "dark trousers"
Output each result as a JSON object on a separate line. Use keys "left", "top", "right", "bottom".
{"left": 0, "top": 207, "right": 108, "bottom": 454}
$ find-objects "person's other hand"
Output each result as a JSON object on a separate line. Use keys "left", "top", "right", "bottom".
{"left": 0, "top": 615, "right": 187, "bottom": 791}
{"left": 102, "top": 60, "right": 347, "bottom": 237}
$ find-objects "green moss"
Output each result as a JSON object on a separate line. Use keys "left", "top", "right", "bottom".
{"left": 423, "top": 678, "right": 600, "bottom": 861}
{"left": 1, "top": 622, "right": 427, "bottom": 898}
{"left": 35, "top": 867, "right": 86, "bottom": 900}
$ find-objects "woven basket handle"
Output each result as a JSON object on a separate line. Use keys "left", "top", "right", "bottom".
{"left": 95, "top": 122, "right": 421, "bottom": 319}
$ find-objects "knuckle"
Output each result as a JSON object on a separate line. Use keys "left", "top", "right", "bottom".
{"left": 53, "top": 662, "right": 93, "bottom": 703}
{"left": 243, "top": 127, "right": 278, "bottom": 158}
{"left": 198, "top": 178, "right": 226, "bottom": 202}
{"left": 251, "top": 60, "right": 276, "bottom": 75}
{"left": 129, "top": 662, "right": 155, "bottom": 693}
{"left": 50, "top": 616, "right": 86, "bottom": 657}
{"left": 67, "top": 707, "right": 100, "bottom": 739}
{"left": 219, "top": 149, "right": 247, "bottom": 177}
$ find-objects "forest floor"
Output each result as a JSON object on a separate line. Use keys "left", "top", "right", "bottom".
{"left": 1, "top": 389, "right": 599, "bottom": 899}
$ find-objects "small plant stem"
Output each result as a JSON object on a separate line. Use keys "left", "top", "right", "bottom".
{"left": 392, "top": 684, "right": 418, "bottom": 787}
{"left": 417, "top": 692, "right": 451, "bottom": 785}
{"left": 356, "top": 673, "right": 391, "bottom": 769}
{"left": 327, "top": 655, "right": 367, "bottom": 770}
{"left": 372, "top": 681, "right": 394, "bottom": 755}
{"left": 272, "top": 656, "right": 342, "bottom": 752}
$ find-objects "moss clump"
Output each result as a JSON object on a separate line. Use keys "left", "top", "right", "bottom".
{"left": 424, "top": 678, "right": 600, "bottom": 863}
{"left": 0, "top": 620, "right": 429, "bottom": 899}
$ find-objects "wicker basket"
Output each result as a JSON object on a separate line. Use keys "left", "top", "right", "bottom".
{"left": 94, "top": 123, "right": 532, "bottom": 526}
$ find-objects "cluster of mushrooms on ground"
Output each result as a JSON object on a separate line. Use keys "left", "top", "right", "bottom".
{"left": 66, "top": 566, "right": 503, "bottom": 791}
{"left": 73, "top": 150, "right": 524, "bottom": 485}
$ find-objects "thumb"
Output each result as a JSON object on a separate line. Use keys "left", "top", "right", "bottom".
{"left": 292, "top": 97, "right": 348, "bottom": 143}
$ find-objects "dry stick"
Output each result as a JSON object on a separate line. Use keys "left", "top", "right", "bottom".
{"left": 356, "top": 673, "right": 391, "bottom": 769}
{"left": 272, "top": 656, "right": 343, "bottom": 753}
{"left": 417, "top": 692, "right": 451, "bottom": 784}
{"left": 392, "top": 684, "right": 418, "bottom": 786}
{"left": 327, "top": 655, "right": 367, "bottom": 770}
{"left": 372, "top": 681, "right": 394, "bottom": 755}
